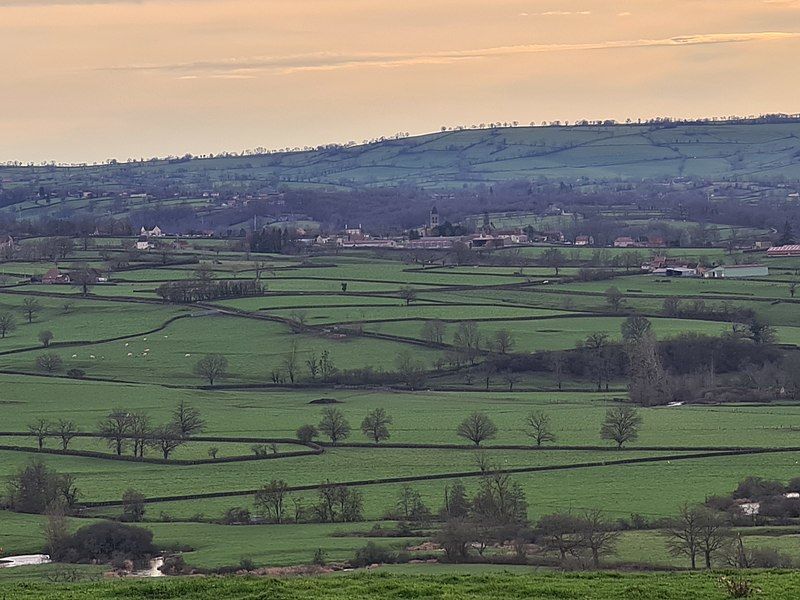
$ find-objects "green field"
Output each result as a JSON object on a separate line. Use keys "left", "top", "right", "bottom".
{"left": 2, "top": 241, "right": 800, "bottom": 585}
{"left": 3, "top": 570, "right": 800, "bottom": 599}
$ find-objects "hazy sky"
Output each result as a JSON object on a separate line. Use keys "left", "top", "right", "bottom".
{"left": 2, "top": 0, "right": 799, "bottom": 163}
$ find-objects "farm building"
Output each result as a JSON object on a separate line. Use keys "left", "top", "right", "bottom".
{"left": 140, "top": 225, "right": 164, "bottom": 237}
{"left": 575, "top": 235, "right": 594, "bottom": 246}
{"left": 42, "top": 268, "right": 70, "bottom": 284}
{"left": 614, "top": 236, "right": 636, "bottom": 248}
{"left": 406, "top": 236, "right": 458, "bottom": 249}
{"left": 702, "top": 264, "right": 768, "bottom": 279}
{"left": 767, "top": 244, "right": 800, "bottom": 257}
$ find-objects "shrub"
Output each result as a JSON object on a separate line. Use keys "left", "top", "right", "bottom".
{"left": 221, "top": 507, "right": 251, "bottom": 525}
{"left": 159, "top": 555, "right": 191, "bottom": 575}
{"left": 52, "top": 522, "right": 156, "bottom": 565}
{"left": 296, "top": 424, "right": 319, "bottom": 443}
{"left": 66, "top": 368, "right": 86, "bottom": 379}
{"left": 749, "top": 546, "right": 795, "bottom": 568}
{"left": 718, "top": 576, "right": 760, "bottom": 598}
{"left": 312, "top": 548, "right": 326, "bottom": 566}
{"left": 350, "top": 542, "right": 396, "bottom": 567}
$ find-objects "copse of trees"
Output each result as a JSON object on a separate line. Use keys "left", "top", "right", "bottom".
{"left": 5, "top": 460, "right": 78, "bottom": 514}
{"left": 535, "top": 510, "right": 620, "bottom": 568}
{"left": 47, "top": 521, "right": 156, "bottom": 566}
{"left": 156, "top": 279, "right": 264, "bottom": 303}
{"left": 95, "top": 402, "right": 204, "bottom": 460}
{"left": 255, "top": 479, "right": 290, "bottom": 524}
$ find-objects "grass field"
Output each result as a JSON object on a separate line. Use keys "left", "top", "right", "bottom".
{"left": 2, "top": 241, "right": 800, "bottom": 585}
{"left": 3, "top": 570, "right": 800, "bottom": 599}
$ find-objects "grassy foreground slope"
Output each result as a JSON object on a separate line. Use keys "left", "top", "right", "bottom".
{"left": 2, "top": 571, "right": 800, "bottom": 599}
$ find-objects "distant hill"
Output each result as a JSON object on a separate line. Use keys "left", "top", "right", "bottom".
{"left": 3, "top": 122, "right": 800, "bottom": 197}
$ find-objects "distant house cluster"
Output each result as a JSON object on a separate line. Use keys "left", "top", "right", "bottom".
{"left": 643, "top": 256, "right": 769, "bottom": 278}
{"left": 314, "top": 206, "right": 530, "bottom": 250}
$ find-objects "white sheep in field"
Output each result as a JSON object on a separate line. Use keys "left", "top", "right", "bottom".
{"left": 71, "top": 354, "right": 77, "bottom": 358}
{"left": 127, "top": 353, "right": 133, "bottom": 357}
{"left": 89, "top": 355, "right": 95, "bottom": 359}
{"left": 185, "top": 353, "right": 191, "bottom": 357}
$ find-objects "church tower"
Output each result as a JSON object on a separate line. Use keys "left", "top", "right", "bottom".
{"left": 429, "top": 205, "right": 440, "bottom": 229}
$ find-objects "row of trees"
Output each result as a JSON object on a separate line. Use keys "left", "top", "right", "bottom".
{"left": 296, "top": 407, "right": 393, "bottom": 444}
{"left": 292, "top": 406, "right": 642, "bottom": 449}
{"left": 24, "top": 401, "right": 205, "bottom": 461}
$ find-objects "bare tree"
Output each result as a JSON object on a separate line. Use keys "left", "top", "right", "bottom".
{"left": 194, "top": 354, "right": 228, "bottom": 385}
{"left": 254, "top": 479, "right": 289, "bottom": 523}
{"left": 421, "top": 320, "right": 446, "bottom": 344}
{"left": 577, "top": 509, "right": 620, "bottom": 567}
{"left": 35, "top": 353, "right": 62, "bottom": 372}
{"left": 525, "top": 411, "right": 556, "bottom": 446}
{"left": 542, "top": 248, "right": 565, "bottom": 275}
{"left": 28, "top": 419, "right": 51, "bottom": 450}
{"left": 99, "top": 410, "right": 133, "bottom": 456}
{"left": 605, "top": 287, "right": 625, "bottom": 311}
{"left": 664, "top": 503, "right": 704, "bottom": 569}
{"left": 453, "top": 321, "right": 481, "bottom": 364}
{"left": 621, "top": 315, "right": 652, "bottom": 343}
{"left": 71, "top": 265, "right": 96, "bottom": 296}
{"left": 38, "top": 330, "right": 54, "bottom": 347}
{"left": 0, "top": 312, "right": 16, "bottom": 338}
{"left": 399, "top": 286, "right": 417, "bottom": 306}
{"left": 319, "top": 407, "right": 351, "bottom": 444}
{"left": 696, "top": 508, "right": 731, "bottom": 569}
{"left": 22, "top": 297, "right": 41, "bottom": 324}
{"left": 549, "top": 352, "right": 566, "bottom": 390}
{"left": 153, "top": 425, "right": 184, "bottom": 460}
{"left": 55, "top": 419, "right": 78, "bottom": 451}
{"left": 360, "top": 408, "right": 392, "bottom": 443}
{"left": 288, "top": 310, "right": 308, "bottom": 333}
{"left": 536, "top": 512, "right": 582, "bottom": 562}
{"left": 129, "top": 413, "right": 152, "bottom": 458}
{"left": 503, "top": 371, "right": 520, "bottom": 391}
{"left": 395, "top": 350, "right": 426, "bottom": 388}
{"left": 584, "top": 332, "right": 610, "bottom": 391}
{"left": 306, "top": 352, "right": 320, "bottom": 379}
{"left": 171, "top": 400, "right": 205, "bottom": 437}
{"left": 457, "top": 412, "right": 497, "bottom": 446}
{"left": 282, "top": 343, "right": 299, "bottom": 384}
{"left": 600, "top": 406, "right": 642, "bottom": 449}
{"left": 491, "top": 329, "right": 514, "bottom": 354}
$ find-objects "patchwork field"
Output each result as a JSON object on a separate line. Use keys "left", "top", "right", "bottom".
{"left": 1, "top": 241, "right": 800, "bottom": 583}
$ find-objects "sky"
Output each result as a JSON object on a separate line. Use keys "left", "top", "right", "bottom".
{"left": 1, "top": 0, "right": 799, "bottom": 164}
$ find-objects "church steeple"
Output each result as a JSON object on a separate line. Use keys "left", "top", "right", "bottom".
{"left": 429, "top": 205, "right": 439, "bottom": 229}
